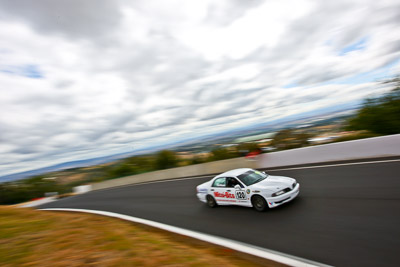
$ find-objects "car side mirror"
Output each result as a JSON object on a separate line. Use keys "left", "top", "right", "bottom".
{"left": 262, "top": 171, "right": 266, "bottom": 175}
{"left": 234, "top": 185, "right": 241, "bottom": 190}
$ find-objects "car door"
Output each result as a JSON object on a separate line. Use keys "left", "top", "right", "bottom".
{"left": 226, "top": 177, "right": 250, "bottom": 206}
{"left": 210, "top": 177, "right": 236, "bottom": 204}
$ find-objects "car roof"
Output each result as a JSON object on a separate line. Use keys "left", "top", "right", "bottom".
{"left": 215, "top": 168, "right": 253, "bottom": 178}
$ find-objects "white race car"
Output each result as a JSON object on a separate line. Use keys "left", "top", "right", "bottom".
{"left": 196, "top": 168, "right": 300, "bottom": 211}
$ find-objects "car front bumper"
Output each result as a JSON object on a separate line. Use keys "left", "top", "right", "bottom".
{"left": 266, "top": 183, "right": 300, "bottom": 208}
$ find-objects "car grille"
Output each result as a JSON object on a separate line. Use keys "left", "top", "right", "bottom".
{"left": 275, "top": 197, "right": 290, "bottom": 204}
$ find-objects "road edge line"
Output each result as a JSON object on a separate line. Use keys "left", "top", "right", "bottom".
{"left": 40, "top": 208, "right": 331, "bottom": 267}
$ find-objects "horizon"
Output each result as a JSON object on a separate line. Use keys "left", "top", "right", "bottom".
{"left": 0, "top": 105, "right": 357, "bottom": 182}
{"left": 1, "top": 0, "right": 400, "bottom": 178}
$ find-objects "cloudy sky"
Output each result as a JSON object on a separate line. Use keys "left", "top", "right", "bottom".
{"left": 1, "top": 0, "right": 400, "bottom": 176}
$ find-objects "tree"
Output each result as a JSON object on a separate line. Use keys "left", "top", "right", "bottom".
{"left": 0, "top": 176, "right": 69, "bottom": 205}
{"left": 270, "top": 129, "right": 310, "bottom": 150}
{"left": 106, "top": 164, "right": 135, "bottom": 179}
{"left": 346, "top": 77, "right": 400, "bottom": 134}
{"left": 155, "top": 150, "right": 178, "bottom": 170}
{"left": 209, "top": 148, "right": 237, "bottom": 161}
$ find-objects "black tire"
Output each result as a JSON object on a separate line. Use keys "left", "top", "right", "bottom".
{"left": 206, "top": 195, "right": 217, "bottom": 208}
{"left": 252, "top": 195, "right": 268, "bottom": 212}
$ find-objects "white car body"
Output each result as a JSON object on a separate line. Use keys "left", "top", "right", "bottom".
{"left": 196, "top": 168, "right": 300, "bottom": 210}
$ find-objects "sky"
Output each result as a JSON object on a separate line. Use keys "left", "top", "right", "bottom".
{"left": 0, "top": 0, "right": 400, "bottom": 177}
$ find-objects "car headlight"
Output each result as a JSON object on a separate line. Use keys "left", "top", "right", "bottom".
{"left": 271, "top": 190, "right": 285, "bottom": 197}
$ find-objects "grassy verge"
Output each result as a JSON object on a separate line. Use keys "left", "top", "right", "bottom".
{"left": 0, "top": 207, "right": 284, "bottom": 267}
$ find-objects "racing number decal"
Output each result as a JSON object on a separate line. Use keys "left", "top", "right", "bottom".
{"left": 235, "top": 190, "right": 246, "bottom": 200}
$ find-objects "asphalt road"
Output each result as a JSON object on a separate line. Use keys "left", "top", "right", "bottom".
{"left": 40, "top": 159, "right": 400, "bottom": 267}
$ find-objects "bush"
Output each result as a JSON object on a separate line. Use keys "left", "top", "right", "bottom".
{"left": 209, "top": 148, "right": 238, "bottom": 161}
{"left": 270, "top": 129, "right": 311, "bottom": 150}
{"left": 346, "top": 77, "right": 400, "bottom": 134}
{"left": 155, "top": 150, "right": 178, "bottom": 170}
{"left": 331, "top": 132, "right": 381, "bottom": 143}
{"left": 0, "top": 176, "right": 70, "bottom": 205}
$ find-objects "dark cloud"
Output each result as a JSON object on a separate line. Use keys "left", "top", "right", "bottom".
{"left": 0, "top": 0, "right": 122, "bottom": 40}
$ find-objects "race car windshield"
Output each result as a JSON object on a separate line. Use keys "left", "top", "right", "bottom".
{"left": 237, "top": 170, "right": 268, "bottom": 186}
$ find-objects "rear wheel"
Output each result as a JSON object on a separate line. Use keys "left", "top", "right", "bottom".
{"left": 252, "top": 195, "right": 267, "bottom": 212}
{"left": 206, "top": 195, "right": 217, "bottom": 208}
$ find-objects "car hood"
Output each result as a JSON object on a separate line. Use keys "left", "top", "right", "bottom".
{"left": 251, "top": 175, "right": 295, "bottom": 191}
{"left": 197, "top": 180, "right": 212, "bottom": 189}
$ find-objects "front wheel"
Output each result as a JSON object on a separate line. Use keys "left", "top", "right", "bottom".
{"left": 206, "top": 195, "right": 217, "bottom": 208}
{"left": 252, "top": 195, "right": 268, "bottom": 212}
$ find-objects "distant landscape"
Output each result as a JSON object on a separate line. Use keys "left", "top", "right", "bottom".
{"left": 0, "top": 104, "right": 357, "bottom": 183}
{"left": 1, "top": 79, "right": 399, "bottom": 205}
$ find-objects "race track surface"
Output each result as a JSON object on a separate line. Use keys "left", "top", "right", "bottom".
{"left": 40, "top": 160, "right": 400, "bottom": 266}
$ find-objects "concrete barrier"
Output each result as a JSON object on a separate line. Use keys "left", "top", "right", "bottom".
{"left": 91, "top": 134, "right": 400, "bottom": 191}
{"left": 73, "top": 185, "right": 92, "bottom": 194}
{"left": 257, "top": 134, "right": 400, "bottom": 168}
{"left": 20, "top": 197, "right": 57, "bottom": 208}
{"left": 92, "top": 157, "right": 257, "bottom": 190}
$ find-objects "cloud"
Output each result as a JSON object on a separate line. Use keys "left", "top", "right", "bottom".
{"left": 0, "top": 0, "right": 400, "bottom": 176}
{"left": 0, "top": 0, "right": 122, "bottom": 41}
